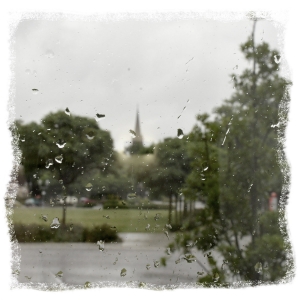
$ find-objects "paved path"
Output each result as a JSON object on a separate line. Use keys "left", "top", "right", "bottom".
{"left": 15, "top": 233, "right": 223, "bottom": 287}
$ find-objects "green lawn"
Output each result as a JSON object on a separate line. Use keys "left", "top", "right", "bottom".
{"left": 11, "top": 207, "right": 169, "bottom": 233}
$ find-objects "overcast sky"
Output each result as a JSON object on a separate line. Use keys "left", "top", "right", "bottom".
{"left": 13, "top": 17, "right": 281, "bottom": 151}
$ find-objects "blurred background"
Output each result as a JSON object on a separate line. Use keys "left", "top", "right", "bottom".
{"left": 8, "top": 15, "right": 292, "bottom": 287}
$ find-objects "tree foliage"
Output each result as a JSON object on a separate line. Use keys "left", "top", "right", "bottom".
{"left": 14, "top": 111, "right": 115, "bottom": 224}
{"left": 169, "top": 21, "right": 291, "bottom": 284}
{"left": 143, "top": 137, "right": 191, "bottom": 223}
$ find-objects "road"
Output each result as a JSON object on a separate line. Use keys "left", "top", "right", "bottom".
{"left": 14, "top": 233, "right": 224, "bottom": 288}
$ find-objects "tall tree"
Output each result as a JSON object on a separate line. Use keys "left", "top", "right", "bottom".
{"left": 14, "top": 110, "right": 114, "bottom": 225}
{"left": 169, "top": 21, "right": 292, "bottom": 284}
{"left": 144, "top": 137, "right": 191, "bottom": 224}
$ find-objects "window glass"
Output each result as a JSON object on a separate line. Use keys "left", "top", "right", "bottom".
{"left": 9, "top": 14, "right": 292, "bottom": 289}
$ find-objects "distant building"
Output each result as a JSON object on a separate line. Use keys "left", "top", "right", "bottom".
{"left": 128, "top": 108, "right": 144, "bottom": 155}
{"left": 133, "top": 108, "right": 143, "bottom": 144}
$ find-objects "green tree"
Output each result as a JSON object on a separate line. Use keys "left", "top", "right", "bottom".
{"left": 14, "top": 110, "right": 114, "bottom": 225}
{"left": 144, "top": 137, "right": 191, "bottom": 224}
{"left": 169, "top": 21, "right": 292, "bottom": 284}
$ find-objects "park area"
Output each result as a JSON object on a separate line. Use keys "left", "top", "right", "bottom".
{"left": 8, "top": 16, "right": 293, "bottom": 288}
{"left": 12, "top": 206, "right": 169, "bottom": 232}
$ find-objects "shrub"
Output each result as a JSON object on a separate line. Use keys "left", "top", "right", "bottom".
{"left": 12, "top": 223, "right": 120, "bottom": 243}
{"left": 82, "top": 224, "right": 120, "bottom": 243}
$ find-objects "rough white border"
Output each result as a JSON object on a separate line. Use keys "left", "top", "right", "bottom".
{"left": 1, "top": 1, "right": 299, "bottom": 300}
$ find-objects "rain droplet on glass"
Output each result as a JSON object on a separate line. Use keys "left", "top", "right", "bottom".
{"left": 183, "top": 254, "right": 196, "bottom": 263}
{"left": 25, "top": 69, "right": 31, "bottom": 75}
{"left": 45, "top": 159, "right": 54, "bottom": 169}
{"left": 248, "top": 183, "right": 253, "bottom": 193}
{"left": 95, "top": 113, "right": 105, "bottom": 121}
{"left": 113, "top": 257, "right": 118, "bottom": 265}
{"left": 254, "top": 262, "right": 262, "bottom": 273}
{"left": 50, "top": 217, "right": 60, "bottom": 229}
{"left": 127, "top": 193, "right": 136, "bottom": 200}
{"left": 274, "top": 54, "right": 281, "bottom": 64}
{"left": 177, "top": 128, "right": 184, "bottom": 139}
{"left": 120, "top": 268, "right": 127, "bottom": 277}
{"left": 146, "top": 264, "right": 151, "bottom": 270}
{"left": 69, "top": 224, "right": 73, "bottom": 231}
{"left": 86, "top": 134, "right": 95, "bottom": 140}
{"left": 32, "top": 89, "right": 39, "bottom": 95}
{"left": 164, "top": 231, "right": 169, "bottom": 240}
{"left": 97, "top": 240, "right": 105, "bottom": 251}
{"left": 12, "top": 270, "right": 20, "bottom": 276}
{"left": 41, "top": 215, "right": 48, "bottom": 222}
{"left": 56, "top": 139, "right": 66, "bottom": 148}
{"left": 154, "top": 260, "right": 160, "bottom": 268}
{"left": 65, "top": 107, "right": 71, "bottom": 116}
{"left": 85, "top": 183, "right": 93, "bottom": 191}
{"left": 55, "top": 155, "right": 63, "bottom": 164}
{"left": 55, "top": 271, "right": 63, "bottom": 278}
{"left": 84, "top": 281, "right": 91, "bottom": 288}
{"left": 154, "top": 213, "right": 160, "bottom": 221}
{"left": 213, "top": 273, "right": 220, "bottom": 282}
{"left": 166, "top": 248, "right": 171, "bottom": 255}
{"left": 129, "top": 129, "right": 136, "bottom": 138}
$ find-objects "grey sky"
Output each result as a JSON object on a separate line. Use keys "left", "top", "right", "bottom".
{"left": 14, "top": 17, "right": 280, "bottom": 151}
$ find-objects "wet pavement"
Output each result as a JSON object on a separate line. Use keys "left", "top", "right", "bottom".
{"left": 15, "top": 233, "right": 223, "bottom": 286}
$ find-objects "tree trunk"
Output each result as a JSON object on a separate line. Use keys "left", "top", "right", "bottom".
{"left": 175, "top": 194, "right": 178, "bottom": 224}
{"left": 183, "top": 197, "right": 187, "bottom": 218}
{"left": 61, "top": 187, "right": 68, "bottom": 227}
{"left": 62, "top": 202, "right": 66, "bottom": 226}
{"left": 179, "top": 195, "right": 183, "bottom": 223}
{"left": 168, "top": 194, "right": 172, "bottom": 224}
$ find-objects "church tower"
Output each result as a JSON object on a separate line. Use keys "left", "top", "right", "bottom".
{"left": 128, "top": 107, "right": 144, "bottom": 155}
{"left": 133, "top": 108, "right": 143, "bottom": 144}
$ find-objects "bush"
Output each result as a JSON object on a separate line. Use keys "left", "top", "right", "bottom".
{"left": 169, "top": 223, "right": 183, "bottom": 232}
{"left": 103, "top": 197, "right": 126, "bottom": 209}
{"left": 12, "top": 223, "right": 120, "bottom": 243}
{"left": 82, "top": 224, "right": 120, "bottom": 243}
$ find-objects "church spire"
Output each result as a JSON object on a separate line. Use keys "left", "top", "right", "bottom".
{"left": 126, "top": 106, "right": 144, "bottom": 155}
{"left": 134, "top": 107, "right": 143, "bottom": 143}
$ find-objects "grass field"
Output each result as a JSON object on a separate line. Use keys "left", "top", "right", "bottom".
{"left": 11, "top": 207, "right": 170, "bottom": 233}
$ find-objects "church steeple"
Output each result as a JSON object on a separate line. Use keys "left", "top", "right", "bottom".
{"left": 126, "top": 107, "right": 144, "bottom": 155}
{"left": 134, "top": 107, "right": 143, "bottom": 143}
